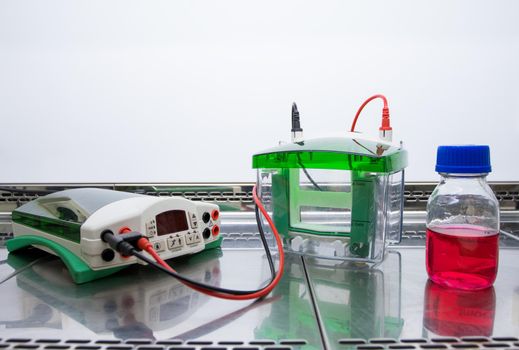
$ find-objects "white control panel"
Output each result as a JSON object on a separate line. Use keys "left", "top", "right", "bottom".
{"left": 78, "top": 194, "right": 222, "bottom": 270}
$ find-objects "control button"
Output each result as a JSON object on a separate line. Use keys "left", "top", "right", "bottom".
{"left": 146, "top": 220, "right": 157, "bottom": 237}
{"left": 153, "top": 241, "right": 166, "bottom": 252}
{"left": 194, "top": 231, "right": 202, "bottom": 243}
{"left": 202, "top": 212, "right": 210, "bottom": 223}
{"left": 167, "top": 236, "right": 184, "bottom": 250}
{"left": 185, "top": 232, "right": 195, "bottom": 245}
{"left": 189, "top": 212, "right": 198, "bottom": 229}
{"left": 203, "top": 228, "right": 211, "bottom": 239}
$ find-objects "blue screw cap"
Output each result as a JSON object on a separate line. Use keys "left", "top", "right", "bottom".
{"left": 435, "top": 145, "right": 492, "bottom": 174}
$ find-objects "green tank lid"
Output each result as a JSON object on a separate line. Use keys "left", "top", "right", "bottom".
{"left": 252, "top": 136, "right": 407, "bottom": 173}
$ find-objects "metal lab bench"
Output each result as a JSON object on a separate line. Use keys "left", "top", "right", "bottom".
{"left": 0, "top": 183, "right": 518, "bottom": 350}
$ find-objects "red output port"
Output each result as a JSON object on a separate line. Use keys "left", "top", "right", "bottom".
{"left": 211, "top": 209, "right": 219, "bottom": 221}
{"left": 212, "top": 225, "right": 220, "bottom": 236}
{"left": 119, "top": 227, "right": 132, "bottom": 234}
{"left": 118, "top": 227, "right": 133, "bottom": 258}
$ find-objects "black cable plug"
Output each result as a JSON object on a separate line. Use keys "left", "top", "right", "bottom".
{"left": 101, "top": 230, "right": 144, "bottom": 256}
{"left": 291, "top": 102, "right": 301, "bottom": 132}
{"left": 291, "top": 102, "right": 303, "bottom": 142}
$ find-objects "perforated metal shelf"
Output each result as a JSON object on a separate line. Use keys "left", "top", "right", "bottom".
{"left": 0, "top": 337, "right": 518, "bottom": 350}
{"left": 0, "top": 183, "right": 518, "bottom": 213}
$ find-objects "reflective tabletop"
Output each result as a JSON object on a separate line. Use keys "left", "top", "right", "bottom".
{"left": 1, "top": 243, "right": 518, "bottom": 349}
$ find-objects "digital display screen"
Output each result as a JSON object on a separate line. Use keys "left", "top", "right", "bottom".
{"left": 156, "top": 210, "right": 189, "bottom": 235}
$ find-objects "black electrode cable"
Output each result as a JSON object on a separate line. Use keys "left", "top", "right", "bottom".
{"left": 298, "top": 155, "right": 323, "bottom": 192}
{"left": 131, "top": 249, "right": 273, "bottom": 295}
{"left": 255, "top": 204, "right": 275, "bottom": 277}
{"left": 291, "top": 102, "right": 323, "bottom": 192}
{"left": 103, "top": 199, "right": 278, "bottom": 296}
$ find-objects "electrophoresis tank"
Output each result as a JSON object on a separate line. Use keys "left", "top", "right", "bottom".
{"left": 253, "top": 133, "right": 408, "bottom": 263}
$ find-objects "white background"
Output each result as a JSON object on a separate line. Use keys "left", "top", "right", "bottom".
{"left": 1, "top": 0, "right": 518, "bottom": 183}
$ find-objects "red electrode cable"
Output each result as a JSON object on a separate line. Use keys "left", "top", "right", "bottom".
{"left": 137, "top": 185, "right": 285, "bottom": 300}
{"left": 350, "top": 94, "right": 392, "bottom": 136}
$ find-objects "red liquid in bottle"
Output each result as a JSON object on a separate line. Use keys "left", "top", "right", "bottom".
{"left": 426, "top": 225, "right": 498, "bottom": 290}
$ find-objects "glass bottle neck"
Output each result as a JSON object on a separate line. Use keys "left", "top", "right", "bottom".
{"left": 439, "top": 173, "right": 488, "bottom": 179}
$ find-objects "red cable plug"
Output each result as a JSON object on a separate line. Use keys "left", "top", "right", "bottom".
{"left": 379, "top": 105, "right": 392, "bottom": 142}
{"left": 380, "top": 106, "right": 391, "bottom": 131}
{"left": 137, "top": 237, "right": 152, "bottom": 251}
{"left": 137, "top": 237, "right": 172, "bottom": 271}
{"left": 350, "top": 94, "right": 392, "bottom": 141}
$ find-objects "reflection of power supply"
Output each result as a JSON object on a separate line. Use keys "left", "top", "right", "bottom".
{"left": 7, "top": 188, "right": 222, "bottom": 283}
{"left": 6, "top": 248, "right": 222, "bottom": 339}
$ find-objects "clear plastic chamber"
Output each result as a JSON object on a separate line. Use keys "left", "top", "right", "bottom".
{"left": 253, "top": 137, "right": 408, "bottom": 263}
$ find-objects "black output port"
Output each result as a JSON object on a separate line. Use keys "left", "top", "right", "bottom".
{"left": 202, "top": 212, "right": 211, "bottom": 223}
{"left": 203, "top": 228, "right": 211, "bottom": 239}
{"left": 101, "top": 248, "right": 115, "bottom": 262}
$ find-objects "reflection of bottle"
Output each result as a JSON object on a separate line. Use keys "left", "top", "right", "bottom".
{"left": 423, "top": 280, "right": 495, "bottom": 337}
